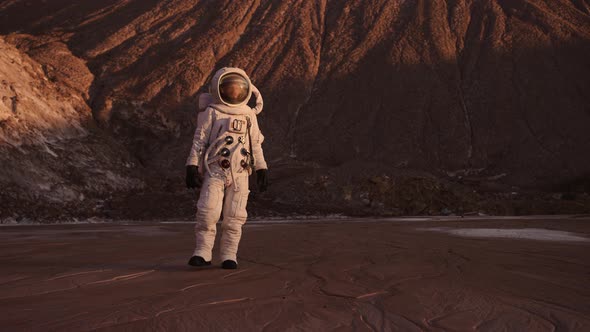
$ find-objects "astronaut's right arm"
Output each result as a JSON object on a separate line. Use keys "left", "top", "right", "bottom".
{"left": 185, "top": 107, "right": 214, "bottom": 167}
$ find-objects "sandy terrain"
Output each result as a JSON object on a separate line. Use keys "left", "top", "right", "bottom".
{"left": 1, "top": 216, "right": 589, "bottom": 331}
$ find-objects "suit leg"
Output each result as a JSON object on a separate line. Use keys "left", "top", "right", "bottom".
{"left": 193, "top": 174, "right": 224, "bottom": 262}
{"left": 219, "top": 175, "right": 250, "bottom": 263}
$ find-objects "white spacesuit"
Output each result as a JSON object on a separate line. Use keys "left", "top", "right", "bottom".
{"left": 185, "top": 67, "right": 268, "bottom": 270}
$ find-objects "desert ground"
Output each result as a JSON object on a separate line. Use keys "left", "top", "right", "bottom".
{"left": 1, "top": 215, "right": 589, "bottom": 331}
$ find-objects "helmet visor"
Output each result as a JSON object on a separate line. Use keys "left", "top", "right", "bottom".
{"left": 219, "top": 73, "right": 249, "bottom": 105}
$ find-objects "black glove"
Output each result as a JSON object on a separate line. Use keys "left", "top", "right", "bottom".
{"left": 186, "top": 165, "right": 202, "bottom": 188}
{"left": 256, "top": 169, "right": 268, "bottom": 192}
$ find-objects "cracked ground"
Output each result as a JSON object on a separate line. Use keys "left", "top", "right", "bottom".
{"left": 1, "top": 216, "right": 589, "bottom": 331}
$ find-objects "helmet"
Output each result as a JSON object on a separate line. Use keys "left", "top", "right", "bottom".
{"left": 219, "top": 73, "right": 249, "bottom": 105}
{"left": 210, "top": 67, "right": 252, "bottom": 107}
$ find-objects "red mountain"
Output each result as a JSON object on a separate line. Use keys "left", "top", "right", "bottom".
{"left": 1, "top": 0, "right": 590, "bottom": 221}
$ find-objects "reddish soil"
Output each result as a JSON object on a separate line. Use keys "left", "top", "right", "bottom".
{"left": 1, "top": 216, "right": 589, "bottom": 330}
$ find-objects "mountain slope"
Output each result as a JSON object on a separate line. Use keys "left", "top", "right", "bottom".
{"left": 1, "top": 0, "right": 590, "bottom": 220}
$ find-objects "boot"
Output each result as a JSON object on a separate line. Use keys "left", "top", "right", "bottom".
{"left": 188, "top": 255, "right": 211, "bottom": 267}
{"left": 222, "top": 259, "right": 237, "bottom": 269}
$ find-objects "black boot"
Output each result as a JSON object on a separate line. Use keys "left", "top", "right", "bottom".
{"left": 188, "top": 255, "right": 211, "bottom": 267}
{"left": 222, "top": 259, "right": 237, "bottom": 269}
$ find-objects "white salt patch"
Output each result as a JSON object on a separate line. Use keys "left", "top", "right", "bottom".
{"left": 417, "top": 227, "right": 589, "bottom": 242}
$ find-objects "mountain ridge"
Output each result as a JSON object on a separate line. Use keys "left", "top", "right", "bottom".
{"left": 1, "top": 0, "right": 590, "bottom": 221}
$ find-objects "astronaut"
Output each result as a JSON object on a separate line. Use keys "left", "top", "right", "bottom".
{"left": 185, "top": 67, "right": 268, "bottom": 270}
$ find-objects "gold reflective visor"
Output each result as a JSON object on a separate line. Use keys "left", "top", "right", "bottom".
{"left": 219, "top": 73, "right": 249, "bottom": 104}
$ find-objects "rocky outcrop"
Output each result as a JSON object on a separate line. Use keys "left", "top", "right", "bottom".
{"left": 0, "top": 36, "right": 144, "bottom": 221}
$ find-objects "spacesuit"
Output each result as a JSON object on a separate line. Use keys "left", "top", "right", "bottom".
{"left": 185, "top": 67, "right": 268, "bottom": 270}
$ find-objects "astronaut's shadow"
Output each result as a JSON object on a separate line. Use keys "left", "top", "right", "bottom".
{"left": 20, "top": 259, "right": 229, "bottom": 274}
{"left": 97, "top": 262, "right": 221, "bottom": 273}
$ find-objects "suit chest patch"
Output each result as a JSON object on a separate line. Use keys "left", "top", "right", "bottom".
{"left": 228, "top": 116, "right": 247, "bottom": 134}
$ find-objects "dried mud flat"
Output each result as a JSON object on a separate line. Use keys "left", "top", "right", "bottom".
{"left": 1, "top": 216, "right": 589, "bottom": 331}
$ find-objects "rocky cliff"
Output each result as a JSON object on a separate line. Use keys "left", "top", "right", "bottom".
{"left": 1, "top": 0, "right": 590, "bottom": 222}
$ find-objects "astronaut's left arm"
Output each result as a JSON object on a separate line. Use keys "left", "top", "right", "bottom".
{"left": 250, "top": 84, "right": 263, "bottom": 114}
{"left": 250, "top": 113, "right": 268, "bottom": 170}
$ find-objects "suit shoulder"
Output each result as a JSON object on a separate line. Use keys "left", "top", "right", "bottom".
{"left": 199, "top": 106, "right": 218, "bottom": 117}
